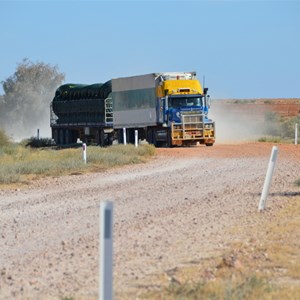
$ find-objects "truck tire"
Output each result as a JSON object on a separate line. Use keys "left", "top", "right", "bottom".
{"left": 59, "top": 129, "right": 65, "bottom": 145}
{"left": 128, "top": 129, "right": 136, "bottom": 144}
{"left": 71, "top": 130, "right": 78, "bottom": 143}
{"left": 65, "top": 129, "right": 70, "bottom": 144}
{"left": 205, "top": 143, "right": 214, "bottom": 147}
{"left": 117, "top": 129, "right": 123, "bottom": 144}
{"left": 166, "top": 128, "right": 173, "bottom": 148}
{"left": 99, "top": 129, "right": 105, "bottom": 147}
{"left": 147, "top": 128, "right": 154, "bottom": 145}
{"left": 53, "top": 129, "right": 59, "bottom": 145}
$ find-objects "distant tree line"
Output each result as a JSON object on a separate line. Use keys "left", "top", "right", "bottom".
{"left": 0, "top": 58, "right": 65, "bottom": 140}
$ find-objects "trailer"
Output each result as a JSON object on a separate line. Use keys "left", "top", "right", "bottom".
{"left": 50, "top": 81, "right": 114, "bottom": 146}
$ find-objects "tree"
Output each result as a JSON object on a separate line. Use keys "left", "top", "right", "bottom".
{"left": 0, "top": 59, "right": 65, "bottom": 140}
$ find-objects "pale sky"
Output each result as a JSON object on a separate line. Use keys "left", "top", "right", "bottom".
{"left": 1, "top": 0, "right": 299, "bottom": 99}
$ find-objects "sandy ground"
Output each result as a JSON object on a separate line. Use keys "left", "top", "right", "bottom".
{"left": 0, "top": 142, "right": 300, "bottom": 299}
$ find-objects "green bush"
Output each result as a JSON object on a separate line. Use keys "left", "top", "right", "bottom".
{"left": 294, "top": 179, "right": 300, "bottom": 187}
{"left": 280, "top": 116, "right": 300, "bottom": 138}
{"left": 261, "top": 113, "right": 300, "bottom": 141}
{"left": 23, "top": 137, "right": 55, "bottom": 148}
{"left": 258, "top": 136, "right": 282, "bottom": 143}
{"left": 263, "top": 112, "right": 281, "bottom": 136}
{"left": 162, "top": 276, "right": 273, "bottom": 300}
{"left": 264, "top": 100, "right": 272, "bottom": 104}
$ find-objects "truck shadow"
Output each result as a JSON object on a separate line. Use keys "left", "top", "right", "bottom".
{"left": 252, "top": 191, "right": 300, "bottom": 198}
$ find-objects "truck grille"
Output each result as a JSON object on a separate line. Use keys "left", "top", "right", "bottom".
{"left": 172, "top": 113, "right": 205, "bottom": 140}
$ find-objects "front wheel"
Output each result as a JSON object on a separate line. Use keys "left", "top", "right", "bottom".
{"left": 166, "top": 128, "right": 173, "bottom": 148}
{"left": 205, "top": 143, "right": 214, "bottom": 147}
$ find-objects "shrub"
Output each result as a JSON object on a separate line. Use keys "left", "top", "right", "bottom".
{"left": 264, "top": 100, "right": 272, "bottom": 104}
{"left": 23, "top": 137, "right": 55, "bottom": 148}
{"left": 163, "top": 276, "right": 274, "bottom": 300}
{"left": 258, "top": 136, "right": 282, "bottom": 143}
{"left": 0, "top": 129, "right": 11, "bottom": 147}
{"left": 261, "top": 113, "right": 300, "bottom": 141}
{"left": 280, "top": 116, "right": 300, "bottom": 138}
{"left": 263, "top": 112, "right": 281, "bottom": 136}
{"left": 294, "top": 179, "right": 300, "bottom": 187}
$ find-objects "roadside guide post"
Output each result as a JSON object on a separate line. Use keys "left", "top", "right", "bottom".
{"left": 123, "top": 128, "right": 127, "bottom": 145}
{"left": 295, "top": 123, "right": 298, "bottom": 145}
{"left": 135, "top": 130, "right": 138, "bottom": 148}
{"left": 258, "top": 146, "right": 278, "bottom": 211}
{"left": 82, "top": 143, "right": 87, "bottom": 164}
{"left": 100, "top": 201, "right": 114, "bottom": 300}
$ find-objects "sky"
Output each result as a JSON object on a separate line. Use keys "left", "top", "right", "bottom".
{"left": 0, "top": 0, "right": 299, "bottom": 99}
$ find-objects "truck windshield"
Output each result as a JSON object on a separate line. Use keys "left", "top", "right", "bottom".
{"left": 169, "top": 96, "right": 203, "bottom": 109}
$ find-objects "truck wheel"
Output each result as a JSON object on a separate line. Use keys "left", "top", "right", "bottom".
{"left": 166, "top": 129, "right": 173, "bottom": 148}
{"left": 117, "top": 129, "right": 123, "bottom": 144}
{"left": 59, "top": 129, "right": 65, "bottom": 145}
{"left": 205, "top": 143, "right": 214, "bottom": 147}
{"left": 99, "top": 129, "right": 105, "bottom": 147}
{"left": 108, "top": 132, "right": 114, "bottom": 145}
{"left": 52, "top": 129, "right": 59, "bottom": 145}
{"left": 146, "top": 128, "right": 155, "bottom": 146}
{"left": 65, "top": 129, "right": 70, "bottom": 144}
{"left": 71, "top": 130, "right": 79, "bottom": 143}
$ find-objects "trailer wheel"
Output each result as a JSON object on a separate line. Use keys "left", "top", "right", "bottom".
{"left": 117, "top": 129, "right": 123, "bottom": 144}
{"left": 128, "top": 129, "right": 136, "bottom": 144}
{"left": 65, "top": 129, "right": 70, "bottom": 144}
{"left": 59, "top": 129, "right": 65, "bottom": 145}
{"left": 52, "top": 129, "right": 59, "bottom": 144}
{"left": 71, "top": 130, "right": 78, "bottom": 143}
{"left": 108, "top": 132, "right": 114, "bottom": 145}
{"left": 99, "top": 129, "right": 105, "bottom": 147}
{"left": 146, "top": 128, "right": 154, "bottom": 145}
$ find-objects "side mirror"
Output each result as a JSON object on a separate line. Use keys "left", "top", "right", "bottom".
{"left": 207, "top": 95, "right": 211, "bottom": 108}
{"left": 204, "top": 87, "right": 209, "bottom": 95}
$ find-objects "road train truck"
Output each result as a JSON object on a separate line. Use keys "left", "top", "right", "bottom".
{"left": 50, "top": 72, "right": 215, "bottom": 147}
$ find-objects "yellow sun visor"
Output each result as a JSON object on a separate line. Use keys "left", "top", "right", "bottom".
{"left": 157, "top": 79, "right": 203, "bottom": 97}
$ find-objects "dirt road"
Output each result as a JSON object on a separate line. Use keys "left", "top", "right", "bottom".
{"left": 0, "top": 142, "right": 299, "bottom": 299}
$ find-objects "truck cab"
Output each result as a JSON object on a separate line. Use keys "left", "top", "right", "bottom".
{"left": 156, "top": 73, "right": 215, "bottom": 146}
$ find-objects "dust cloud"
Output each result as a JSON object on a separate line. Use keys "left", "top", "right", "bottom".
{"left": 0, "top": 59, "right": 64, "bottom": 142}
{"left": 0, "top": 92, "right": 52, "bottom": 142}
{"left": 210, "top": 101, "right": 265, "bottom": 143}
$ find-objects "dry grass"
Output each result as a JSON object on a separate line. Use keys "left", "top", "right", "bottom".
{"left": 139, "top": 196, "right": 300, "bottom": 300}
{"left": 0, "top": 129, "right": 11, "bottom": 146}
{"left": 0, "top": 144, "right": 155, "bottom": 185}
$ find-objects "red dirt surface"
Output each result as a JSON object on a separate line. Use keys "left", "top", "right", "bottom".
{"left": 212, "top": 98, "right": 300, "bottom": 122}
{"left": 157, "top": 142, "right": 300, "bottom": 160}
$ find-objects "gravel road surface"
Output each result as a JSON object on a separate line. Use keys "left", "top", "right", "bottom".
{"left": 0, "top": 142, "right": 299, "bottom": 299}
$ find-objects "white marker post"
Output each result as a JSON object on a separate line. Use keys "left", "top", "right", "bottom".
{"left": 295, "top": 123, "right": 298, "bottom": 145}
{"left": 258, "top": 146, "right": 278, "bottom": 211}
{"left": 135, "top": 130, "right": 138, "bottom": 148}
{"left": 123, "top": 128, "right": 127, "bottom": 145}
{"left": 82, "top": 143, "right": 87, "bottom": 164}
{"left": 100, "top": 201, "right": 114, "bottom": 300}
